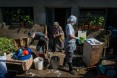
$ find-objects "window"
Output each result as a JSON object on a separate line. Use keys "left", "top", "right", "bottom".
{"left": 78, "top": 9, "right": 106, "bottom": 29}
{"left": 1, "top": 7, "right": 33, "bottom": 26}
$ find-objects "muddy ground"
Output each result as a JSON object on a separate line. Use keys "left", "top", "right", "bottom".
{"left": 6, "top": 51, "right": 117, "bottom": 78}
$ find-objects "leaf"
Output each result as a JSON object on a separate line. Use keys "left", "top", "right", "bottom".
{"left": 0, "top": 37, "right": 14, "bottom": 56}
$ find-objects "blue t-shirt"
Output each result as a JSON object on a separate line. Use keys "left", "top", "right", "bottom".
{"left": 65, "top": 24, "right": 75, "bottom": 43}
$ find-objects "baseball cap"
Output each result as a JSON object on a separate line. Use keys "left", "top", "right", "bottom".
{"left": 28, "top": 31, "right": 33, "bottom": 36}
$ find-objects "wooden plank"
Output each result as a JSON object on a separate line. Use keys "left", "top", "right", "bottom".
{"left": 22, "top": 37, "right": 29, "bottom": 47}
{"left": 14, "top": 38, "right": 22, "bottom": 49}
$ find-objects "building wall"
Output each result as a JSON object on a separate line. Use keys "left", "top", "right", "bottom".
{"left": 0, "top": 9, "right": 2, "bottom": 22}
{"left": 0, "top": 0, "right": 117, "bottom": 25}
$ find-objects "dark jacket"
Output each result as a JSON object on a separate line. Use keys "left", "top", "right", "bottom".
{"left": 29, "top": 32, "right": 46, "bottom": 45}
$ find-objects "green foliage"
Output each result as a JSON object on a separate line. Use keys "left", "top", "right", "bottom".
{"left": 21, "top": 15, "right": 33, "bottom": 27}
{"left": 3, "top": 8, "right": 33, "bottom": 26}
{"left": 90, "top": 16, "right": 104, "bottom": 26}
{"left": 0, "top": 37, "right": 15, "bottom": 56}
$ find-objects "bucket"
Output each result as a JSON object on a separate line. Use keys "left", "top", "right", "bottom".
{"left": 34, "top": 57, "right": 44, "bottom": 70}
{"left": 50, "top": 56, "right": 60, "bottom": 70}
{"left": 0, "top": 55, "right": 7, "bottom": 78}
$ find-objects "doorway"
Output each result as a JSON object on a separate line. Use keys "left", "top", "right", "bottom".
{"left": 46, "top": 7, "right": 71, "bottom": 51}
{"left": 46, "top": 8, "right": 71, "bottom": 38}
{"left": 107, "top": 8, "right": 117, "bottom": 28}
{"left": 54, "top": 8, "right": 71, "bottom": 31}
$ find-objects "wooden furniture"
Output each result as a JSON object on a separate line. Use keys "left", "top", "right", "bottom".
{"left": 14, "top": 37, "right": 29, "bottom": 49}
{"left": 6, "top": 53, "right": 33, "bottom": 71}
{"left": 83, "top": 38, "right": 104, "bottom": 66}
{"left": 14, "top": 38, "right": 22, "bottom": 49}
{"left": 7, "top": 37, "right": 32, "bottom": 71}
{"left": 22, "top": 37, "right": 29, "bottom": 47}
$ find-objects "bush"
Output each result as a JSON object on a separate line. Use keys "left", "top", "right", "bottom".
{"left": 0, "top": 37, "right": 15, "bottom": 56}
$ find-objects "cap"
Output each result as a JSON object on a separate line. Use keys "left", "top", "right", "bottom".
{"left": 28, "top": 31, "right": 33, "bottom": 36}
{"left": 67, "top": 15, "right": 77, "bottom": 23}
{"left": 54, "top": 22, "right": 59, "bottom": 26}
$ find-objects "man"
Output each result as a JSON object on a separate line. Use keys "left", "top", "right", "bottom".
{"left": 52, "top": 22, "right": 64, "bottom": 52}
{"left": 28, "top": 31, "right": 48, "bottom": 56}
{"left": 63, "top": 15, "right": 77, "bottom": 75}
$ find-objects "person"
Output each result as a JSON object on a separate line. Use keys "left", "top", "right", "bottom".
{"left": 63, "top": 15, "right": 77, "bottom": 75}
{"left": 27, "top": 31, "right": 48, "bottom": 56}
{"left": 108, "top": 26, "right": 117, "bottom": 55}
{"left": 52, "top": 22, "right": 64, "bottom": 52}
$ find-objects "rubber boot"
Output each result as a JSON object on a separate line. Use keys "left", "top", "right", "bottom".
{"left": 67, "top": 62, "right": 75, "bottom": 75}
{"left": 63, "top": 58, "right": 67, "bottom": 67}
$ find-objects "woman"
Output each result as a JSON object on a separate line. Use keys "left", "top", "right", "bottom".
{"left": 63, "top": 15, "right": 77, "bottom": 75}
{"left": 52, "top": 22, "right": 64, "bottom": 52}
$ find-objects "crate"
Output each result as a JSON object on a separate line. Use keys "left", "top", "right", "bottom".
{"left": 8, "top": 37, "right": 32, "bottom": 71}
{"left": 83, "top": 38, "right": 104, "bottom": 66}
{"left": 6, "top": 53, "right": 33, "bottom": 71}
{"left": 14, "top": 37, "right": 29, "bottom": 49}
{"left": 22, "top": 37, "right": 29, "bottom": 47}
{"left": 14, "top": 38, "right": 22, "bottom": 49}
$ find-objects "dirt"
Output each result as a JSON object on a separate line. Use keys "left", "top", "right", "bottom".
{"left": 6, "top": 52, "right": 92, "bottom": 78}
{"left": 6, "top": 52, "right": 117, "bottom": 78}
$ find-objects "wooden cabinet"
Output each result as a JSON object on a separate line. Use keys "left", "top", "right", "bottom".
{"left": 83, "top": 38, "right": 104, "bottom": 66}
